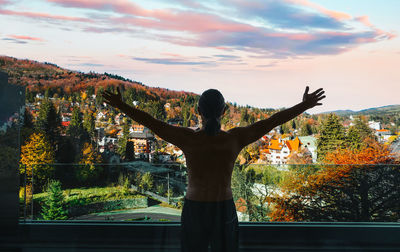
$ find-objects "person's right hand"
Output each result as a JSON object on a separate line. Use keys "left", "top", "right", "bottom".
{"left": 302, "top": 86, "right": 326, "bottom": 109}
{"left": 102, "top": 88, "right": 124, "bottom": 108}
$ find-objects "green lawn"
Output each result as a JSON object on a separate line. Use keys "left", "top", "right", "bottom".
{"left": 31, "top": 186, "right": 145, "bottom": 206}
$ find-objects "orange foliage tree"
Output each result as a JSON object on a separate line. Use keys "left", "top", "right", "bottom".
{"left": 269, "top": 139, "right": 399, "bottom": 222}
{"left": 20, "top": 132, "right": 56, "bottom": 190}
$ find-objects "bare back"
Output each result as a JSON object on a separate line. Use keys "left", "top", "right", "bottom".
{"left": 180, "top": 129, "right": 242, "bottom": 202}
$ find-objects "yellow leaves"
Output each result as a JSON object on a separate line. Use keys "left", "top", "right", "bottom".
{"left": 79, "top": 142, "right": 101, "bottom": 165}
{"left": 20, "top": 132, "right": 55, "bottom": 175}
{"left": 81, "top": 91, "right": 87, "bottom": 100}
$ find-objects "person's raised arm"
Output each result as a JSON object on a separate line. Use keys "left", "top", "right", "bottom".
{"left": 102, "top": 88, "right": 192, "bottom": 148}
{"left": 229, "top": 86, "right": 325, "bottom": 148}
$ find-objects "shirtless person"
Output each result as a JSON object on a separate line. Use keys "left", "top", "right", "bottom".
{"left": 103, "top": 86, "right": 325, "bottom": 252}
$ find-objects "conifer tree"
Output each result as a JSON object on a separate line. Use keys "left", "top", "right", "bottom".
{"left": 83, "top": 111, "right": 95, "bottom": 138}
{"left": 117, "top": 123, "right": 130, "bottom": 159}
{"left": 41, "top": 180, "right": 68, "bottom": 220}
{"left": 317, "top": 114, "right": 346, "bottom": 161}
{"left": 300, "top": 122, "right": 313, "bottom": 136}
{"left": 35, "top": 99, "right": 61, "bottom": 146}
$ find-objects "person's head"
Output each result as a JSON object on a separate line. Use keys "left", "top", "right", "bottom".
{"left": 197, "top": 89, "right": 226, "bottom": 136}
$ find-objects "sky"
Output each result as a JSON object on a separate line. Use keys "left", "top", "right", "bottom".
{"left": 1, "top": 0, "right": 399, "bottom": 113}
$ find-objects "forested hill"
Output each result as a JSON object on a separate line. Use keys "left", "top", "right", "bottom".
{"left": 0, "top": 56, "right": 277, "bottom": 129}
{"left": 321, "top": 105, "right": 400, "bottom": 117}
{"left": 0, "top": 55, "right": 196, "bottom": 100}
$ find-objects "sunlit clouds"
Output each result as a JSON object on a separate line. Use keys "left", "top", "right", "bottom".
{"left": 0, "top": 0, "right": 399, "bottom": 112}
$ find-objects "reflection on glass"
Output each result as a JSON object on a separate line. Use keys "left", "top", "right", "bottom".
{"left": 20, "top": 163, "right": 399, "bottom": 223}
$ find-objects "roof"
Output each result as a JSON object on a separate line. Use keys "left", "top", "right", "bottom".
{"left": 61, "top": 121, "right": 70, "bottom": 127}
{"left": 129, "top": 131, "right": 154, "bottom": 139}
{"left": 268, "top": 139, "right": 284, "bottom": 150}
{"left": 377, "top": 129, "right": 390, "bottom": 132}
{"left": 286, "top": 137, "right": 302, "bottom": 152}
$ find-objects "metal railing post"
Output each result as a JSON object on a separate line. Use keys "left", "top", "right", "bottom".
{"left": 31, "top": 164, "right": 34, "bottom": 220}
{"left": 24, "top": 164, "right": 27, "bottom": 222}
{"left": 167, "top": 172, "right": 170, "bottom": 204}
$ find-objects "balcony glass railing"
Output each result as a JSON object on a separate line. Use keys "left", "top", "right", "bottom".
{"left": 19, "top": 163, "right": 400, "bottom": 223}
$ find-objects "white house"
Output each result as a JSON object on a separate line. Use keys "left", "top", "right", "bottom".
{"left": 368, "top": 121, "right": 381, "bottom": 131}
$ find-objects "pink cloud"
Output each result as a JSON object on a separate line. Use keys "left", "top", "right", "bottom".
{"left": 110, "top": 12, "right": 255, "bottom": 34}
{"left": 9, "top": 34, "right": 44, "bottom": 41}
{"left": 0, "top": 9, "right": 92, "bottom": 22}
{"left": 47, "top": 0, "right": 158, "bottom": 17}
{"left": 285, "top": 0, "right": 352, "bottom": 21}
{"left": 356, "top": 16, "right": 374, "bottom": 28}
{"left": 48, "top": 0, "right": 256, "bottom": 34}
{"left": 355, "top": 16, "right": 396, "bottom": 41}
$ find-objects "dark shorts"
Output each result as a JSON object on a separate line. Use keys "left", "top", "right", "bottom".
{"left": 180, "top": 197, "right": 239, "bottom": 252}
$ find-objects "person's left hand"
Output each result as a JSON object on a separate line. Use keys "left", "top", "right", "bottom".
{"left": 102, "top": 88, "right": 124, "bottom": 108}
{"left": 302, "top": 86, "right": 326, "bottom": 109}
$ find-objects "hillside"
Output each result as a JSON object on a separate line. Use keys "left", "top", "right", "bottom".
{"left": 0, "top": 56, "right": 196, "bottom": 100}
{"left": 321, "top": 105, "right": 400, "bottom": 117}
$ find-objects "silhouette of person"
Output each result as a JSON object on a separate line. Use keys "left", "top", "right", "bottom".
{"left": 103, "top": 86, "right": 325, "bottom": 252}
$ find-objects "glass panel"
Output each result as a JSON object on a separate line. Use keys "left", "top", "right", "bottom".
{"left": 21, "top": 163, "right": 399, "bottom": 222}
{"left": 23, "top": 163, "right": 186, "bottom": 222}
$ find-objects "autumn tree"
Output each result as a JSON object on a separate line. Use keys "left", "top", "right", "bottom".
{"left": 269, "top": 139, "right": 399, "bottom": 222}
{"left": 75, "top": 142, "right": 103, "bottom": 184}
{"left": 139, "top": 172, "right": 154, "bottom": 192}
{"left": 20, "top": 132, "right": 55, "bottom": 189}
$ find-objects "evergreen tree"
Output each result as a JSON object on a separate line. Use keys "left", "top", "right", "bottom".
{"left": 317, "top": 114, "right": 346, "bottom": 161}
{"left": 95, "top": 86, "right": 104, "bottom": 106}
{"left": 240, "top": 109, "right": 249, "bottom": 126}
{"left": 83, "top": 111, "right": 95, "bottom": 138}
{"left": 41, "top": 180, "right": 68, "bottom": 220}
{"left": 117, "top": 123, "right": 130, "bottom": 159}
{"left": 35, "top": 99, "right": 61, "bottom": 146}
{"left": 300, "top": 123, "right": 313, "bottom": 136}
{"left": 67, "top": 106, "right": 89, "bottom": 161}
{"left": 182, "top": 103, "right": 192, "bottom": 127}
{"left": 346, "top": 117, "right": 375, "bottom": 150}
{"left": 291, "top": 120, "right": 297, "bottom": 130}
{"left": 280, "top": 123, "right": 290, "bottom": 134}
{"left": 67, "top": 107, "right": 88, "bottom": 140}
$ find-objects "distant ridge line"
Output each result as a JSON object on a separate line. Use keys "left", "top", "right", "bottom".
{"left": 320, "top": 104, "right": 400, "bottom": 116}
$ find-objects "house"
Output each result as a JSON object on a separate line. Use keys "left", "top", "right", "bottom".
{"left": 298, "top": 136, "right": 317, "bottom": 163}
{"left": 114, "top": 113, "right": 124, "bottom": 125}
{"left": 131, "top": 124, "right": 150, "bottom": 133}
{"left": 266, "top": 137, "right": 303, "bottom": 165}
{"left": 376, "top": 129, "right": 393, "bottom": 142}
{"left": 128, "top": 130, "right": 155, "bottom": 160}
{"left": 369, "top": 121, "right": 381, "bottom": 130}
{"left": 96, "top": 111, "right": 107, "bottom": 121}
